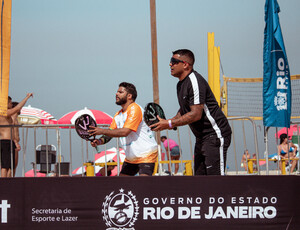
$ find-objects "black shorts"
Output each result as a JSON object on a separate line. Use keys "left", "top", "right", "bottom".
{"left": 0, "top": 140, "right": 16, "bottom": 169}
{"left": 120, "top": 162, "right": 155, "bottom": 176}
{"left": 194, "top": 134, "right": 231, "bottom": 175}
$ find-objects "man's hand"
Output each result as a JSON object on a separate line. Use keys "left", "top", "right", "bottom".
{"left": 88, "top": 126, "right": 104, "bottom": 136}
{"left": 27, "top": 93, "right": 33, "bottom": 98}
{"left": 15, "top": 142, "right": 21, "bottom": 151}
{"left": 149, "top": 115, "right": 170, "bottom": 131}
{"left": 91, "top": 139, "right": 100, "bottom": 147}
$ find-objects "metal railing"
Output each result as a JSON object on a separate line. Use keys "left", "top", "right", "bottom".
{"left": 227, "top": 116, "right": 260, "bottom": 175}
{"left": 0, "top": 123, "right": 193, "bottom": 177}
{"left": 0, "top": 124, "right": 109, "bottom": 177}
{"left": 4, "top": 119, "right": 298, "bottom": 177}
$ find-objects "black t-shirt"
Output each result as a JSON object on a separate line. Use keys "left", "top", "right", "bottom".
{"left": 177, "top": 70, "right": 232, "bottom": 139}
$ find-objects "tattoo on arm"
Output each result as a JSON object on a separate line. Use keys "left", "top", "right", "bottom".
{"left": 172, "top": 110, "right": 182, "bottom": 120}
{"left": 171, "top": 105, "right": 203, "bottom": 127}
{"left": 99, "top": 135, "right": 112, "bottom": 145}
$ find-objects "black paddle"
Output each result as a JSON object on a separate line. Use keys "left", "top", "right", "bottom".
{"left": 144, "top": 102, "right": 177, "bottom": 131}
{"left": 74, "top": 114, "right": 98, "bottom": 141}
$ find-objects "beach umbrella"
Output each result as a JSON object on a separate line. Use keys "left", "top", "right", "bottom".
{"left": 72, "top": 166, "right": 86, "bottom": 175}
{"left": 57, "top": 107, "right": 112, "bottom": 128}
{"left": 275, "top": 125, "right": 300, "bottom": 139}
{"left": 256, "top": 160, "right": 267, "bottom": 166}
{"left": 25, "top": 169, "right": 46, "bottom": 177}
{"left": 71, "top": 148, "right": 125, "bottom": 176}
{"left": 18, "top": 105, "right": 57, "bottom": 125}
{"left": 94, "top": 147, "right": 126, "bottom": 176}
{"left": 17, "top": 106, "right": 58, "bottom": 177}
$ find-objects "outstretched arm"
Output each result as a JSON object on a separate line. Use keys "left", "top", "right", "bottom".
{"left": 89, "top": 126, "right": 131, "bottom": 137}
{"left": 7, "top": 93, "right": 33, "bottom": 117}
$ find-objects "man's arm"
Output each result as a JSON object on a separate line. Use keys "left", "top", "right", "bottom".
{"left": 89, "top": 126, "right": 132, "bottom": 138}
{"left": 7, "top": 93, "right": 33, "bottom": 117}
{"left": 171, "top": 110, "right": 182, "bottom": 120}
{"left": 89, "top": 127, "right": 132, "bottom": 147}
{"left": 13, "top": 119, "right": 21, "bottom": 151}
{"left": 150, "top": 104, "right": 203, "bottom": 131}
{"left": 91, "top": 135, "right": 112, "bottom": 147}
{"left": 171, "top": 104, "right": 203, "bottom": 127}
{"left": 98, "top": 135, "right": 112, "bottom": 145}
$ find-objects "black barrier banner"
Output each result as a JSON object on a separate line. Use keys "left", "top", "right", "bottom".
{"left": 0, "top": 176, "right": 299, "bottom": 229}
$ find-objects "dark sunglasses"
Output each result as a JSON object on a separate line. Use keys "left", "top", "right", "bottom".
{"left": 170, "top": 57, "right": 186, "bottom": 65}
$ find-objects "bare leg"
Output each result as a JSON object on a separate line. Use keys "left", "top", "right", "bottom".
{"left": 14, "top": 150, "right": 19, "bottom": 177}
{"left": 290, "top": 160, "right": 297, "bottom": 173}
{"left": 1, "top": 168, "right": 8, "bottom": 177}
{"left": 172, "top": 155, "right": 180, "bottom": 174}
{"left": 289, "top": 153, "right": 297, "bottom": 173}
{"left": 166, "top": 152, "right": 171, "bottom": 172}
{"left": 7, "top": 169, "right": 12, "bottom": 177}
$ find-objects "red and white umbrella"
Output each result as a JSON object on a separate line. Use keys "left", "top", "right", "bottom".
{"left": 94, "top": 147, "right": 126, "bottom": 176}
{"left": 18, "top": 105, "right": 57, "bottom": 125}
{"left": 25, "top": 169, "right": 46, "bottom": 177}
{"left": 58, "top": 107, "right": 112, "bottom": 128}
{"left": 275, "top": 125, "right": 300, "bottom": 140}
{"left": 71, "top": 148, "right": 126, "bottom": 176}
{"left": 72, "top": 166, "right": 86, "bottom": 175}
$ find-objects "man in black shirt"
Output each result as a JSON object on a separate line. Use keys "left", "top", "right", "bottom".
{"left": 150, "top": 49, "right": 231, "bottom": 175}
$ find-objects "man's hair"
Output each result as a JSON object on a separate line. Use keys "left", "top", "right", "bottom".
{"left": 8, "top": 96, "right": 12, "bottom": 101}
{"left": 119, "top": 82, "right": 137, "bottom": 101}
{"left": 161, "top": 136, "right": 167, "bottom": 140}
{"left": 12, "top": 101, "right": 20, "bottom": 115}
{"left": 12, "top": 102, "right": 18, "bottom": 108}
{"left": 172, "top": 49, "right": 195, "bottom": 65}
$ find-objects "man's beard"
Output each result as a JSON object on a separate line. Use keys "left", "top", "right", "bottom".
{"left": 116, "top": 97, "right": 127, "bottom": 105}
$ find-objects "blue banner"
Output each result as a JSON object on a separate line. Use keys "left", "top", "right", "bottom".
{"left": 263, "top": 0, "right": 291, "bottom": 128}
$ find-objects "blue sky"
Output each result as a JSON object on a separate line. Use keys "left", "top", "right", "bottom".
{"left": 9, "top": 0, "right": 300, "bottom": 117}
{"left": 7, "top": 0, "right": 300, "bottom": 174}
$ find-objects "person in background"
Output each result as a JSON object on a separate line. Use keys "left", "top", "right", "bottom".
{"left": 241, "top": 149, "right": 251, "bottom": 171}
{"left": 277, "top": 133, "right": 297, "bottom": 173}
{"left": 161, "top": 136, "right": 181, "bottom": 174}
{"left": 0, "top": 93, "right": 33, "bottom": 177}
{"left": 252, "top": 153, "right": 258, "bottom": 172}
{"left": 11, "top": 102, "right": 21, "bottom": 177}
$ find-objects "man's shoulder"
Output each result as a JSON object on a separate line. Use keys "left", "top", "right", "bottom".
{"left": 189, "top": 71, "right": 206, "bottom": 81}
{"left": 128, "top": 102, "right": 142, "bottom": 113}
{"left": 129, "top": 102, "right": 141, "bottom": 108}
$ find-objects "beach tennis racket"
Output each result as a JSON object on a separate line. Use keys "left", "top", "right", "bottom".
{"left": 75, "top": 114, "right": 97, "bottom": 141}
{"left": 144, "top": 102, "right": 177, "bottom": 130}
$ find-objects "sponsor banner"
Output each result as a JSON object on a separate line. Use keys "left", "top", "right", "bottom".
{"left": 0, "top": 0, "right": 12, "bottom": 116}
{"left": 0, "top": 176, "right": 299, "bottom": 229}
{"left": 263, "top": 0, "right": 291, "bottom": 127}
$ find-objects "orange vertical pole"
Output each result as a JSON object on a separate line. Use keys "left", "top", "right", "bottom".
{"left": 0, "top": 0, "right": 12, "bottom": 116}
{"left": 207, "top": 32, "right": 214, "bottom": 90}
